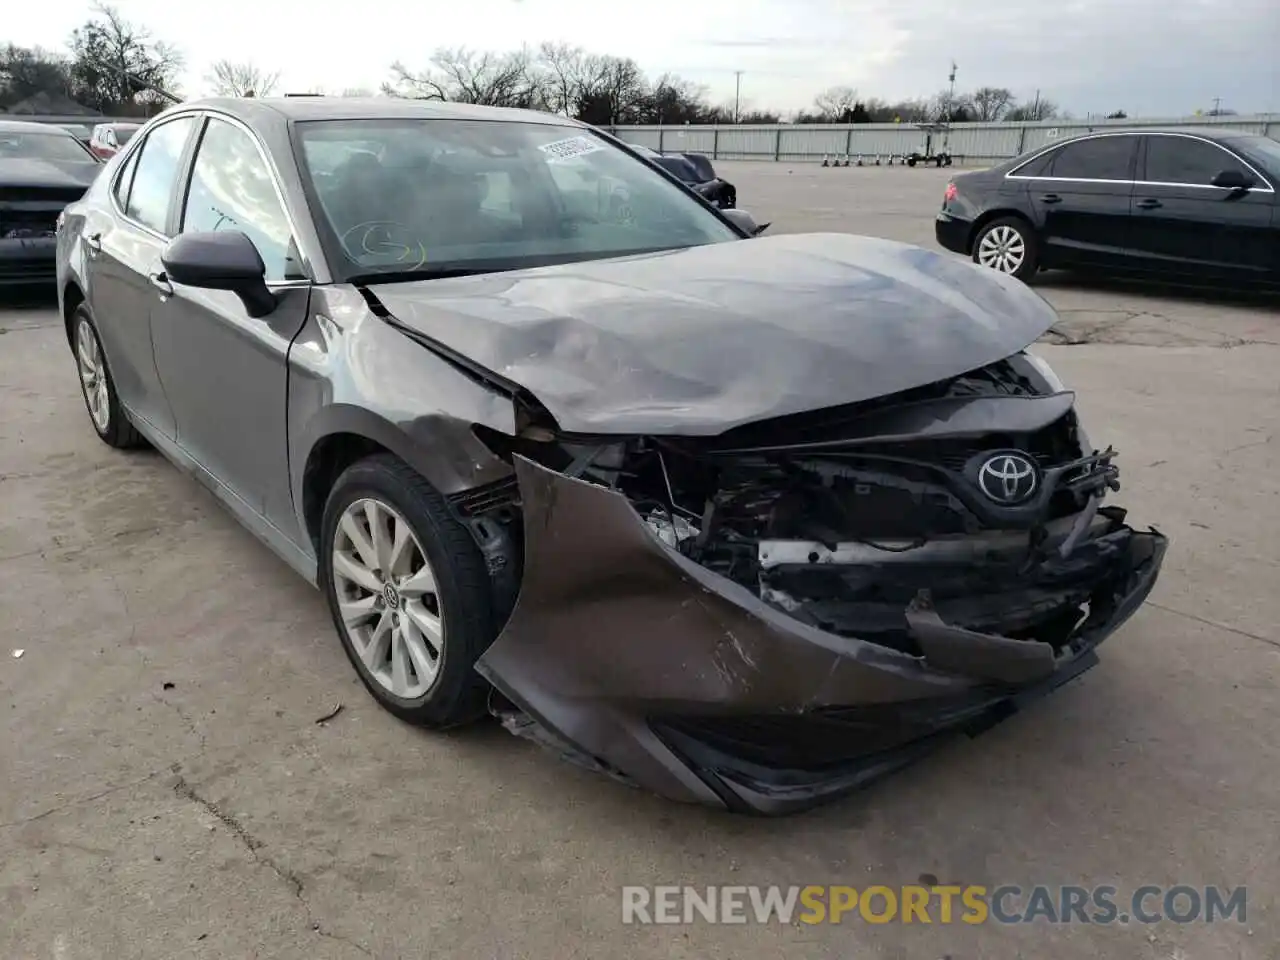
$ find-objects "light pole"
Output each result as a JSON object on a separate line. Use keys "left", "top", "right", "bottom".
{"left": 733, "top": 70, "right": 744, "bottom": 123}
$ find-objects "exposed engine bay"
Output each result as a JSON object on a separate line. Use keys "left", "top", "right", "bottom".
{"left": 459, "top": 350, "right": 1132, "bottom": 659}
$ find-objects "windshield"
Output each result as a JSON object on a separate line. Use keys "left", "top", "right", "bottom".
{"left": 0, "top": 130, "right": 95, "bottom": 162}
{"left": 293, "top": 118, "right": 738, "bottom": 280}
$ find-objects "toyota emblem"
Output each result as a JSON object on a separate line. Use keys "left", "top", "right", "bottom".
{"left": 977, "top": 452, "right": 1038, "bottom": 504}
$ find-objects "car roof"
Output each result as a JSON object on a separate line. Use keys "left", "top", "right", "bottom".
{"left": 0, "top": 119, "right": 76, "bottom": 135}
{"left": 179, "top": 96, "right": 584, "bottom": 129}
{"left": 1054, "top": 126, "right": 1249, "bottom": 143}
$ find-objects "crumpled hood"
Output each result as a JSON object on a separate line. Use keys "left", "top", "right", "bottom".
{"left": 367, "top": 232, "right": 1059, "bottom": 435}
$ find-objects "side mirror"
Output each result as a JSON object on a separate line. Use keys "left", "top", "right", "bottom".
{"left": 161, "top": 231, "right": 277, "bottom": 318}
{"left": 721, "top": 207, "right": 771, "bottom": 237}
{"left": 1211, "top": 169, "right": 1254, "bottom": 191}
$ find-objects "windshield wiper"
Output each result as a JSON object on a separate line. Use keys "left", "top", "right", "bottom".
{"left": 347, "top": 267, "right": 501, "bottom": 285}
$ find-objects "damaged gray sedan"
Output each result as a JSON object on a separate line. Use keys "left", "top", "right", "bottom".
{"left": 56, "top": 97, "right": 1166, "bottom": 815}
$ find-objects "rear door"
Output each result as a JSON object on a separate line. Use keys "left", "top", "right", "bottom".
{"left": 87, "top": 113, "right": 199, "bottom": 440}
{"left": 1017, "top": 134, "right": 1137, "bottom": 268}
{"left": 149, "top": 113, "right": 311, "bottom": 534}
{"left": 1128, "top": 134, "right": 1276, "bottom": 281}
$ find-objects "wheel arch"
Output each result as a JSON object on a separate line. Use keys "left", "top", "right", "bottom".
{"left": 296, "top": 405, "right": 514, "bottom": 555}
{"left": 62, "top": 280, "right": 86, "bottom": 347}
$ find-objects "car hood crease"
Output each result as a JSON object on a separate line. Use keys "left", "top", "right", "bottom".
{"left": 366, "top": 233, "right": 1059, "bottom": 435}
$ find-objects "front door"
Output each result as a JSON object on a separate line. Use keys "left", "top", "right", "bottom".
{"left": 149, "top": 115, "right": 311, "bottom": 537}
{"left": 87, "top": 114, "right": 199, "bottom": 440}
{"left": 1128, "top": 134, "right": 1276, "bottom": 282}
{"left": 1026, "top": 134, "right": 1137, "bottom": 269}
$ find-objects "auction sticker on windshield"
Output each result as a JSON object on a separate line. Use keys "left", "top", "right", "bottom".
{"left": 539, "top": 136, "right": 604, "bottom": 163}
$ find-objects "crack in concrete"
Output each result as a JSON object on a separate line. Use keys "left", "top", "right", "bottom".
{"left": 1221, "top": 433, "right": 1274, "bottom": 457}
{"left": 173, "top": 776, "right": 373, "bottom": 958}
{"left": 150, "top": 693, "right": 207, "bottom": 749}
{"left": 1148, "top": 601, "right": 1280, "bottom": 651}
{"left": 0, "top": 771, "right": 163, "bottom": 831}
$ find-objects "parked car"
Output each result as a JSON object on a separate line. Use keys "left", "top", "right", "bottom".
{"left": 0, "top": 119, "right": 101, "bottom": 286}
{"left": 936, "top": 128, "right": 1279, "bottom": 286}
{"left": 57, "top": 97, "right": 1165, "bottom": 814}
{"left": 60, "top": 123, "right": 95, "bottom": 146}
{"left": 88, "top": 122, "right": 141, "bottom": 160}
{"left": 629, "top": 143, "right": 738, "bottom": 208}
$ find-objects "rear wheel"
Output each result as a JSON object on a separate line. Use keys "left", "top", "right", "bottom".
{"left": 972, "top": 216, "right": 1039, "bottom": 282}
{"left": 319, "top": 454, "right": 495, "bottom": 728}
{"left": 72, "top": 304, "right": 145, "bottom": 449}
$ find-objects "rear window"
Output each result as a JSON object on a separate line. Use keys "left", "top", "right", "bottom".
{"left": 1010, "top": 148, "right": 1058, "bottom": 178}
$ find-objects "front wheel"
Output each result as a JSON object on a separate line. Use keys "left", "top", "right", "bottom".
{"left": 319, "top": 454, "right": 496, "bottom": 728}
{"left": 971, "top": 216, "right": 1039, "bottom": 282}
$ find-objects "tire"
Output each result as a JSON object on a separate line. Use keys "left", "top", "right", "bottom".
{"left": 319, "top": 453, "right": 495, "bottom": 728}
{"left": 971, "top": 216, "right": 1039, "bottom": 282}
{"left": 71, "top": 304, "right": 145, "bottom": 449}
{"left": 907, "top": 156, "right": 917, "bottom": 167}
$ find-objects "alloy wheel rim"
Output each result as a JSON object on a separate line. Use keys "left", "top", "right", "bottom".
{"left": 977, "top": 225, "right": 1026, "bottom": 274}
{"left": 75, "top": 319, "right": 110, "bottom": 432}
{"left": 331, "top": 498, "right": 444, "bottom": 699}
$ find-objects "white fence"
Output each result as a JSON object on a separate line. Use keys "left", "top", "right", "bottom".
{"left": 18, "top": 111, "right": 1279, "bottom": 167}
{"left": 608, "top": 115, "right": 1280, "bottom": 165}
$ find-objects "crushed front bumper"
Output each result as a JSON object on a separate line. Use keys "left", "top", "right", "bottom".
{"left": 475, "top": 456, "right": 1167, "bottom": 815}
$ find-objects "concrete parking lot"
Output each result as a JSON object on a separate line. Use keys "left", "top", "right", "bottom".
{"left": 2, "top": 163, "right": 1277, "bottom": 960}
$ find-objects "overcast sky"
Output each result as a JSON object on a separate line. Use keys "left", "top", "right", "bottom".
{"left": 9, "top": 0, "right": 1279, "bottom": 117}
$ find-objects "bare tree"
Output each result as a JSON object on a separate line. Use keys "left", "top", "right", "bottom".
{"left": 970, "top": 86, "right": 1016, "bottom": 122}
{"left": 385, "top": 47, "right": 541, "bottom": 108}
{"left": 207, "top": 59, "right": 279, "bottom": 97}
{"left": 812, "top": 85, "right": 859, "bottom": 122}
{"left": 67, "top": 2, "right": 183, "bottom": 113}
{"left": 0, "top": 44, "right": 74, "bottom": 110}
{"left": 1006, "top": 96, "right": 1058, "bottom": 121}
{"left": 383, "top": 61, "right": 447, "bottom": 100}
{"left": 930, "top": 89, "right": 974, "bottom": 122}
{"left": 536, "top": 41, "right": 585, "bottom": 116}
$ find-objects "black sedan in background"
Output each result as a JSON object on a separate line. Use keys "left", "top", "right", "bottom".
{"left": 936, "top": 128, "right": 1279, "bottom": 286}
{"left": 1, "top": 119, "right": 102, "bottom": 286}
{"left": 630, "top": 143, "right": 737, "bottom": 208}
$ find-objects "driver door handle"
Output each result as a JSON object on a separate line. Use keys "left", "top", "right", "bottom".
{"left": 149, "top": 271, "right": 173, "bottom": 297}
{"left": 1136, "top": 198, "right": 1163, "bottom": 210}
{"left": 85, "top": 233, "right": 102, "bottom": 253}
{"left": 1039, "top": 193, "right": 1063, "bottom": 205}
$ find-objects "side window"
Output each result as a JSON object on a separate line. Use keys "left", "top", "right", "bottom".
{"left": 181, "top": 117, "right": 300, "bottom": 281}
{"left": 113, "top": 146, "right": 140, "bottom": 208}
{"left": 125, "top": 116, "right": 196, "bottom": 234}
{"left": 1144, "top": 136, "right": 1249, "bottom": 186}
{"left": 1012, "top": 148, "right": 1058, "bottom": 178}
{"left": 1049, "top": 136, "right": 1134, "bottom": 180}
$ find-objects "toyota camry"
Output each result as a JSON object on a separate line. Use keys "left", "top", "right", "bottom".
{"left": 56, "top": 97, "right": 1166, "bottom": 814}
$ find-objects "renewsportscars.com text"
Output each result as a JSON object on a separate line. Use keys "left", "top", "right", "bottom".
{"left": 621, "top": 884, "right": 1247, "bottom": 926}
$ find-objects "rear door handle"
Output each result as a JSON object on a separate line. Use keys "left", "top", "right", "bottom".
{"left": 1039, "top": 194, "right": 1063, "bottom": 204}
{"left": 149, "top": 271, "right": 173, "bottom": 297}
{"left": 1136, "top": 198, "right": 1163, "bottom": 210}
